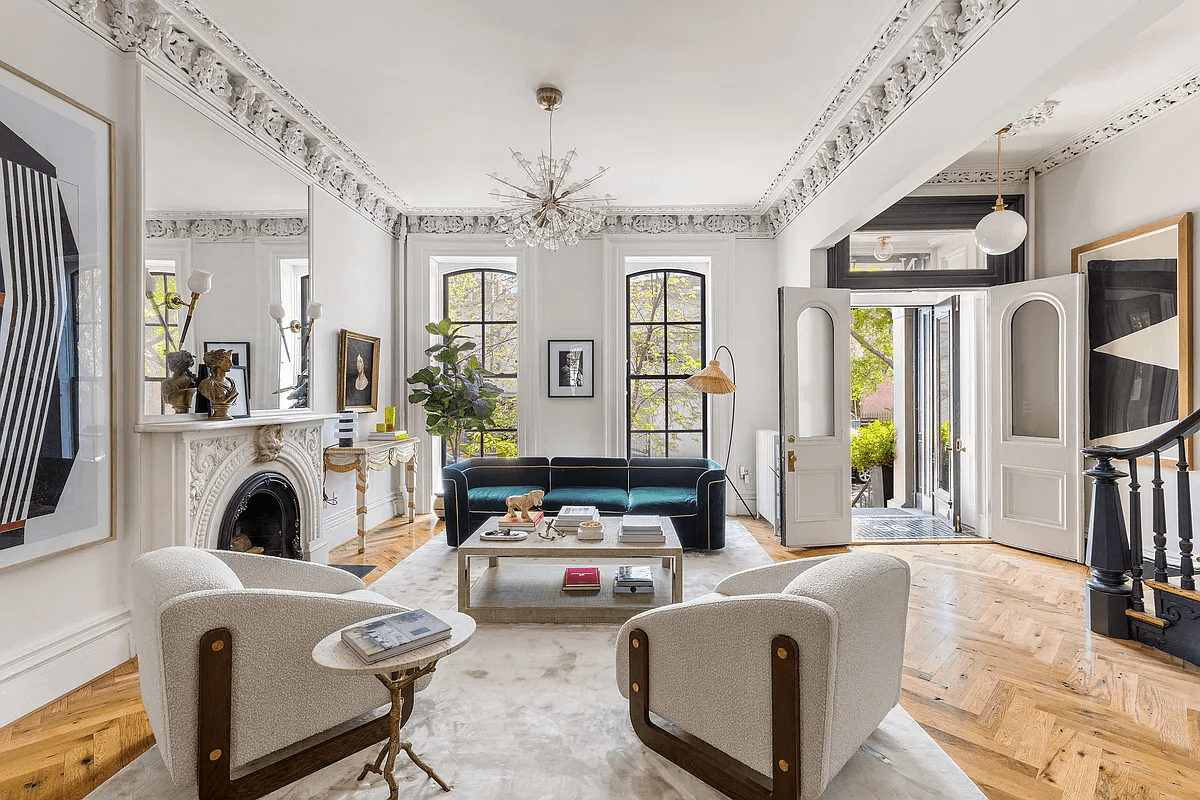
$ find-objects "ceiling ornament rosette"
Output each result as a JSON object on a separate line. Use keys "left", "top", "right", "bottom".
{"left": 53, "top": 0, "right": 409, "bottom": 238}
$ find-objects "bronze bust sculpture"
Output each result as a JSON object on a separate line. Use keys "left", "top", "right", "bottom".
{"left": 161, "top": 349, "right": 197, "bottom": 414}
{"left": 199, "top": 349, "right": 239, "bottom": 420}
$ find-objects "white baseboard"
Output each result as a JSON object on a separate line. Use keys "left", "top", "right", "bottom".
{"left": 727, "top": 488, "right": 757, "bottom": 517}
{"left": 0, "top": 605, "right": 132, "bottom": 726}
{"left": 321, "top": 489, "right": 403, "bottom": 546}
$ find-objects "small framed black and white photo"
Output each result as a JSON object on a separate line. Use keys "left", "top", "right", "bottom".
{"left": 204, "top": 341, "right": 250, "bottom": 400}
{"left": 548, "top": 340, "right": 594, "bottom": 398}
{"left": 225, "top": 366, "right": 251, "bottom": 419}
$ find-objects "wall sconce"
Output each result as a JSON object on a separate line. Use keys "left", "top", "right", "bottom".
{"left": 269, "top": 300, "right": 323, "bottom": 361}
{"left": 164, "top": 270, "right": 213, "bottom": 350}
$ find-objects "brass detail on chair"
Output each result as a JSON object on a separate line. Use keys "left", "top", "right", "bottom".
{"left": 209, "top": 749, "right": 222, "bottom": 761}
{"left": 632, "top": 682, "right": 640, "bottom": 693}
{"left": 632, "top": 639, "right": 640, "bottom": 648}
{"left": 778, "top": 759, "right": 789, "bottom": 772}
{"left": 777, "top": 647, "right": 787, "bottom": 659}
{"left": 211, "top": 640, "right": 224, "bottom": 652}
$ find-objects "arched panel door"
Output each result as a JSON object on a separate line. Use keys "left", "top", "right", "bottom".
{"left": 778, "top": 287, "right": 852, "bottom": 547}
{"left": 987, "top": 273, "right": 1084, "bottom": 561}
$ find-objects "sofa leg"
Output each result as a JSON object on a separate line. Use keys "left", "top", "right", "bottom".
{"left": 197, "top": 628, "right": 404, "bottom": 800}
{"left": 627, "top": 628, "right": 800, "bottom": 800}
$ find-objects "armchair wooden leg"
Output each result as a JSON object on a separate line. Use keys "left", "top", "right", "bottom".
{"left": 197, "top": 628, "right": 408, "bottom": 800}
{"left": 627, "top": 629, "right": 800, "bottom": 800}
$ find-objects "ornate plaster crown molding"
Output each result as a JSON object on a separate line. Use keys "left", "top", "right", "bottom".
{"left": 146, "top": 214, "right": 308, "bottom": 240}
{"left": 57, "top": 0, "right": 409, "bottom": 238}
{"left": 924, "top": 169, "right": 1028, "bottom": 185}
{"left": 1029, "top": 67, "right": 1200, "bottom": 175}
{"left": 410, "top": 212, "right": 772, "bottom": 239}
{"left": 763, "top": 0, "right": 1017, "bottom": 233}
{"left": 931, "top": 65, "right": 1200, "bottom": 185}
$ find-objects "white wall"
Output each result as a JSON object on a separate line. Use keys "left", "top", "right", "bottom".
{"left": 311, "top": 191, "right": 402, "bottom": 555}
{"left": 1037, "top": 94, "right": 1200, "bottom": 564}
{"left": 0, "top": 0, "right": 138, "bottom": 726}
{"left": 406, "top": 234, "right": 777, "bottom": 516}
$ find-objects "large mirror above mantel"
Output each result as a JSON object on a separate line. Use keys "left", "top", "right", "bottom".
{"left": 141, "top": 77, "right": 312, "bottom": 419}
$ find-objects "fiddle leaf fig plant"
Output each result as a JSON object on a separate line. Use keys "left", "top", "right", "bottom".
{"left": 407, "top": 317, "right": 502, "bottom": 462}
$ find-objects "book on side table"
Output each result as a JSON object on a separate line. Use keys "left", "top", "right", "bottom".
{"left": 613, "top": 564, "right": 655, "bottom": 594}
{"left": 498, "top": 511, "right": 545, "bottom": 531}
{"left": 340, "top": 609, "right": 452, "bottom": 664}
{"left": 618, "top": 515, "right": 666, "bottom": 543}
{"left": 555, "top": 505, "right": 600, "bottom": 531}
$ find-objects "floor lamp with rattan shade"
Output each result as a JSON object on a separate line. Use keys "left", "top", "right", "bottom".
{"left": 686, "top": 345, "right": 752, "bottom": 516}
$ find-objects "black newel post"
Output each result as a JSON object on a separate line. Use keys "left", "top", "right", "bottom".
{"left": 1083, "top": 446, "right": 1132, "bottom": 638}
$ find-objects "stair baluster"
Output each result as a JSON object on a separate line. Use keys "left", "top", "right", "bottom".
{"left": 1153, "top": 451, "right": 1168, "bottom": 583}
{"left": 1178, "top": 437, "right": 1195, "bottom": 591}
{"left": 1125, "top": 458, "right": 1145, "bottom": 613}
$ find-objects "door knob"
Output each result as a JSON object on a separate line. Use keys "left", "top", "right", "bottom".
{"left": 954, "top": 438, "right": 966, "bottom": 452}
{"left": 787, "top": 451, "right": 797, "bottom": 472}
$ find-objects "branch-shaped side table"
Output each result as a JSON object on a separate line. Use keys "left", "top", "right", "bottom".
{"left": 312, "top": 609, "right": 475, "bottom": 798}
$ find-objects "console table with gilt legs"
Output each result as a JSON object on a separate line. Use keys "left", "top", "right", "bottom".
{"left": 323, "top": 438, "right": 419, "bottom": 553}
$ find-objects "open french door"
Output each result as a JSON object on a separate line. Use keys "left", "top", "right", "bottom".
{"left": 987, "top": 273, "right": 1085, "bottom": 561}
{"left": 778, "top": 287, "right": 852, "bottom": 547}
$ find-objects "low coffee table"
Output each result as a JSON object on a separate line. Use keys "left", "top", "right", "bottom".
{"left": 457, "top": 516, "right": 684, "bottom": 623}
{"left": 312, "top": 609, "right": 475, "bottom": 799}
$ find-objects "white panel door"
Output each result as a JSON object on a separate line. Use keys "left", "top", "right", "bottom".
{"left": 987, "top": 273, "right": 1084, "bottom": 561}
{"left": 779, "top": 287, "right": 852, "bottom": 547}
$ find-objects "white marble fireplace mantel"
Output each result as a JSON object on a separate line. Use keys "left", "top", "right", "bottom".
{"left": 137, "top": 411, "right": 341, "bottom": 562}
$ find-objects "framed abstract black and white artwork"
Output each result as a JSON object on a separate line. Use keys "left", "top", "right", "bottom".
{"left": 0, "top": 61, "right": 114, "bottom": 570}
{"left": 1073, "top": 213, "right": 1193, "bottom": 461}
{"left": 548, "top": 339, "right": 594, "bottom": 398}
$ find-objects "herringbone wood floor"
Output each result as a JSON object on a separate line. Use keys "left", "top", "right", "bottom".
{"left": 2, "top": 515, "right": 1197, "bottom": 800}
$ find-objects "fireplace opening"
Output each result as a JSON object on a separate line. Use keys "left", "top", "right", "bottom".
{"left": 218, "top": 471, "right": 302, "bottom": 559}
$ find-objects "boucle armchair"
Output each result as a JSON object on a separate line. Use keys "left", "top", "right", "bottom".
{"left": 130, "top": 547, "right": 426, "bottom": 800}
{"left": 616, "top": 552, "right": 910, "bottom": 800}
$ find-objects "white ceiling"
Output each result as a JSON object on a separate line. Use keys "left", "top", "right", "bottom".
{"left": 946, "top": 0, "right": 1200, "bottom": 172}
{"left": 143, "top": 80, "right": 308, "bottom": 213}
{"left": 198, "top": 0, "right": 899, "bottom": 211}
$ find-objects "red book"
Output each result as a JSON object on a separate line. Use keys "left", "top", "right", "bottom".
{"left": 562, "top": 566, "right": 601, "bottom": 591}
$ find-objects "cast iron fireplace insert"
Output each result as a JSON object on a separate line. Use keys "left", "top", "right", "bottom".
{"left": 217, "top": 471, "right": 302, "bottom": 559}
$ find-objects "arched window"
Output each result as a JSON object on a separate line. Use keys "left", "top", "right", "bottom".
{"left": 443, "top": 269, "right": 518, "bottom": 461}
{"left": 627, "top": 269, "right": 706, "bottom": 457}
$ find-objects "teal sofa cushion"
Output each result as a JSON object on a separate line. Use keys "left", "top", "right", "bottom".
{"left": 467, "top": 485, "right": 545, "bottom": 512}
{"left": 543, "top": 487, "right": 629, "bottom": 512}
{"left": 628, "top": 486, "right": 698, "bottom": 515}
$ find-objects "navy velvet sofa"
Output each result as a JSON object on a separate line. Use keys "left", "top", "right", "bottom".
{"left": 441, "top": 456, "right": 726, "bottom": 550}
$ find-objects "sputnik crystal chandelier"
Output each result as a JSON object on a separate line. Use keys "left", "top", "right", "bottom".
{"left": 489, "top": 85, "right": 612, "bottom": 251}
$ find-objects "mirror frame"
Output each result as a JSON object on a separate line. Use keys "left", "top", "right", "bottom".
{"left": 829, "top": 195, "right": 1026, "bottom": 289}
{"left": 138, "top": 69, "right": 315, "bottom": 421}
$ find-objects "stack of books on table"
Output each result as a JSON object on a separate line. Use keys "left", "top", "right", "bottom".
{"left": 562, "top": 566, "right": 601, "bottom": 593}
{"left": 618, "top": 515, "right": 665, "bottom": 543}
{"left": 340, "top": 609, "right": 452, "bottom": 664}
{"left": 367, "top": 430, "right": 408, "bottom": 441}
{"left": 498, "top": 511, "right": 545, "bottom": 531}
{"left": 554, "top": 505, "right": 600, "bottom": 532}
{"left": 613, "top": 565, "right": 655, "bottom": 595}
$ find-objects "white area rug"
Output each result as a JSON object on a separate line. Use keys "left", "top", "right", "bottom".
{"left": 92, "top": 522, "right": 984, "bottom": 799}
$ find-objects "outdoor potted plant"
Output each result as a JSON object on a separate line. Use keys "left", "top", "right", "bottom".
{"left": 850, "top": 419, "right": 896, "bottom": 503}
{"left": 407, "top": 317, "right": 502, "bottom": 464}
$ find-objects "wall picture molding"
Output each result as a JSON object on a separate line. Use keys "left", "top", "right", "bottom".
{"left": 0, "top": 59, "right": 115, "bottom": 571}
{"left": 1072, "top": 212, "right": 1193, "bottom": 459}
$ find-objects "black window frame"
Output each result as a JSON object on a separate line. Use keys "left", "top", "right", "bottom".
{"left": 829, "top": 195, "right": 1026, "bottom": 289}
{"left": 144, "top": 269, "right": 181, "bottom": 409}
{"left": 625, "top": 268, "right": 708, "bottom": 458}
{"left": 441, "top": 268, "right": 518, "bottom": 465}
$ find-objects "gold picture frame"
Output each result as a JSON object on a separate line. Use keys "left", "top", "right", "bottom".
{"left": 1072, "top": 213, "right": 1193, "bottom": 463}
{"left": 0, "top": 60, "right": 116, "bottom": 572}
{"left": 337, "top": 329, "right": 381, "bottom": 412}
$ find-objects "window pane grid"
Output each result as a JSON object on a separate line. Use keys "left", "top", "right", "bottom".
{"left": 443, "top": 269, "right": 518, "bottom": 463}
{"left": 626, "top": 269, "right": 706, "bottom": 458}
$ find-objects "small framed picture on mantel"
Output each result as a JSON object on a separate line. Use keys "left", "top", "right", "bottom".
{"left": 548, "top": 340, "right": 594, "bottom": 398}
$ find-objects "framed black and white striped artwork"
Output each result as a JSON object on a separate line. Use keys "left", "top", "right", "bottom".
{"left": 0, "top": 61, "right": 114, "bottom": 570}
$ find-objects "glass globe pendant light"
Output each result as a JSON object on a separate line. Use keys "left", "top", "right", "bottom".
{"left": 873, "top": 235, "right": 895, "bottom": 261}
{"left": 974, "top": 125, "right": 1026, "bottom": 256}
